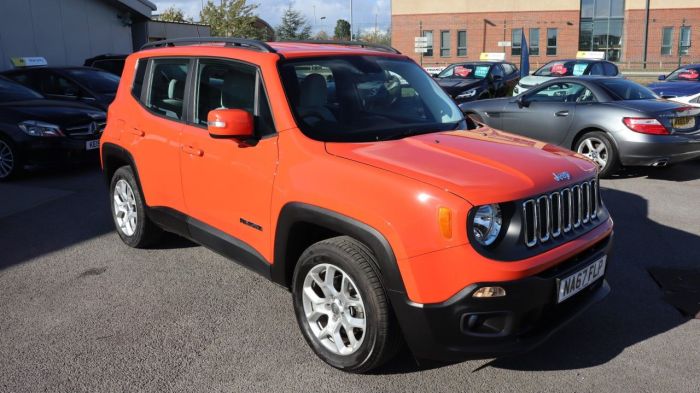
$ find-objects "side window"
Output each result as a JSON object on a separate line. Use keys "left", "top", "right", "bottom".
{"left": 40, "top": 72, "right": 81, "bottom": 96}
{"left": 603, "top": 62, "right": 618, "bottom": 76}
{"left": 501, "top": 63, "right": 515, "bottom": 75}
{"left": 490, "top": 65, "right": 505, "bottom": 79}
{"left": 131, "top": 59, "right": 147, "bottom": 100}
{"left": 146, "top": 59, "right": 189, "bottom": 120}
{"left": 589, "top": 63, "right": 605, "bottom": 76}
{"left": 528, "top": 83, "right": 585, "bottom": 103}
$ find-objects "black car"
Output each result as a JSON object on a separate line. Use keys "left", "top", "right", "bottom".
{"left": 0, "top": 77, "right": 106, "bottom": 180}
{"left": 460, "top": 77, "right": 700, "bottom": 177}
{"left": 1, "top": 66, "right": 120, "bottom": 111}
{"left": 84, "top": 54, "right": 128, "bottom": 76}
{"left": 433, "top": 62, "right": 520, "bottom": 102}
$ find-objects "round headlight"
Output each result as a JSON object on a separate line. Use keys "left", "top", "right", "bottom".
{"left": 472, "top": 204, "right": 502, "bottom": 246}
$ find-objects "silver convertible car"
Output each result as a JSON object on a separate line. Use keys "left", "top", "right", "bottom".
{"left": 460, "top": 77, "right": 700, "bottom": 176}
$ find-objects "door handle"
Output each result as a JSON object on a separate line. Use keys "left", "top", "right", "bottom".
{"left": 181, "top": 145, "right": 203, "bottom": 157}
{"left": 127, "top": 127, "right": 145, "bottom": 137}
{"left": 555, "top": 111, "right": 569, "bottom": 117}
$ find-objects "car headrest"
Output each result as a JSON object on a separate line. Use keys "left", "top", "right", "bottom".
{"left": 168, "top": 79, "right": 184, "bottom": 101}
{"left": 299, "top": 73, "right": 328, "bottom": 107}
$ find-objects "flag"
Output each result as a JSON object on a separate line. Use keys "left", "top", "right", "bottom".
{"left": 520, "top": 29, "right": 530, "bottom": 78}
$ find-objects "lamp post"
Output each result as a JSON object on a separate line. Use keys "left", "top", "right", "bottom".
{"left": 350, "top": 0, "right": 354, "bottom": 40}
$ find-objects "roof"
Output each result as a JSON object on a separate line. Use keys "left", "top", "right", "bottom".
{"left": 268, "top": 42, "right": 403, "bottom": 57}
{"left": 114, "top": 0, "right": 156, "bottom": 18}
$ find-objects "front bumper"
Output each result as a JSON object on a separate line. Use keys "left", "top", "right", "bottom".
{"left": 390, "top": 233, "right": 613, "bottom": 361}
{"left": 617, "top": 131, "right": 700, "bottom": 166}
{"left": 20, "top": 136, "right": 100, "bottom": 166}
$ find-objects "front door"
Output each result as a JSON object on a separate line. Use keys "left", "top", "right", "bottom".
{"left": 499, "top": 82, "right": 580, "bottom": 145}
{"left": 179, "top": 58, "right": 278, "bottom": 260}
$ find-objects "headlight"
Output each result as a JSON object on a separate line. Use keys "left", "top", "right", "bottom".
{"left": 18, "top": 121, "right": 63, "bottom": 137}
{"left": 472, "top": 204, "right": 503, "bottom": 246}
{"left": 456, "top": 88, "right": 478, "bottom": 99}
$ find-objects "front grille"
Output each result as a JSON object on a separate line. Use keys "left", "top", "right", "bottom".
{"left": 64, "top": 122, "right": 106, "bottom": 136}
{"left": 522, "top": 179, "right": 600, "bottom": 247}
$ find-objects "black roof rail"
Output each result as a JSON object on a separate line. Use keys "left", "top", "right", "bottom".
{"left": 279, "top": 40, "right": 401, "bottom": 54}
{"left": 141, "top": 37, "right": 277, "bottom": 53}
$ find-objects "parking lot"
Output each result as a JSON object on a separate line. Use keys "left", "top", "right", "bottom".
{"left": 1, "top": 161, "right": 699, "bottom": 393}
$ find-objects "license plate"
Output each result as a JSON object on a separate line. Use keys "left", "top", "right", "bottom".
{"left": 86, "top": 140, "right": 100, "bottom": 150}
{"left": 672, "top": 116, "right": 695, "bottom": 129}
{"left": 557, "top": 256, "right": 607, "bottom": 303}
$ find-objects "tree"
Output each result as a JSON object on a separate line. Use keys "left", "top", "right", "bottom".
{"left": 334, "top": 19, "right": 351, "bottom": 41}
{"left": 157, "top": 6, "right": 187, "bottom": 22}
{"left": 314, "top": 30, "right": 329, "bottom": 40}
{"left": 200, "top": 0, "right": 263, "bottom": 39}
{"left": 359, "top": 28, "right": 391, "bottom": 46}
{"left": 276, "top": 6, "right": 312, "bottom": 40}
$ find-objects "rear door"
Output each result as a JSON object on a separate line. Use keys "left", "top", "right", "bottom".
{"left": 179, "top": 58, "right": 278, "bottom": 258}
{"left": 499, "top": 82, "right": 580, "bottom": 144}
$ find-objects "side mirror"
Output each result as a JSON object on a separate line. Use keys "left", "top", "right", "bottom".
{"left": 517, "top": 95, "right": 530, "bottom": 108}
{"left": 64, "top": 87, "right": 79, "bottom": 98}
{"left": 658, "top": 74, "right": 666, "bottom": 81}
{"left": 432, "top": 73, "right": 440, "bottom": 78}
{"left": 492, "top": 74, "right": 503, "bottom": 81}
{"left": 207, "top": 109, "right": 254, "bottom": 139}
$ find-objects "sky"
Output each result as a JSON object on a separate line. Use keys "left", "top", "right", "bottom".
{"left": 152, "top": 0, "right": 391, "bottom": 35}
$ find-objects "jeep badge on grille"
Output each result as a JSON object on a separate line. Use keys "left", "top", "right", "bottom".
{"left": 553, "top": 171, "right": 571, "bottom": 182}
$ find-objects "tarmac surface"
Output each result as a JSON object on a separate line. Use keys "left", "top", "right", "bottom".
{"left": 1, "top": 161, "right": 699, "bottom": 392}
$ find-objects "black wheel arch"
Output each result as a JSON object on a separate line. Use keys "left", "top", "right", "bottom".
{"left": 101, "top": 143, "right": 144, "bottom": 193}
{"left": 271, "top": 202, "right": 406, "bottom": 295}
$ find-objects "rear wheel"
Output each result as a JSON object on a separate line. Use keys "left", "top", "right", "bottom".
{"left": 110, "top": 166, "right": 163, "bottom": 248}
{"left": 292, "top": 236, "right": 401, "bottom": 373}
{"left": 0, "top": 136, "right": 22, "bottom": 181}
{"left": 575, "top": 132, "right": 619, "bottom": 177}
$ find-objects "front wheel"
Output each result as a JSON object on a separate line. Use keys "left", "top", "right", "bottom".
{"left": 575, "top": 132, "right": 620, "bottom": 178}
{"left": 0, "top": 137, "right": 22, "bottom": 181}
{"left": 292, "top": 236, "right": 402, "bottom": 373}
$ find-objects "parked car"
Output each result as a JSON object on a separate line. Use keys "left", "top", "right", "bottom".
{"left": 433, "top": 61, "right": 519, "bottom": 102}
{"left": 0, "top": 76, "right": 105, "bottom": 180}
{"left": 513, "top": 59, "right": 619, "bottom": 95}
{"left": 84, "top": 54, "right": 128, "bottom": 76}
{"left": 1, "top": 66, "right": 120, "bottom": 110}
{"left": 462, "top": 77, "right": 700, "bottom": 177}
{"left": 101, "top": 38, "right": 613, "bottom": 373}
{"left": 647, "top": 64, "right": 700, "bottom": 98}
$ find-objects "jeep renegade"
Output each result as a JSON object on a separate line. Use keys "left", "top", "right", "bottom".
{"left": 100, "top": 38, "right": 614, "bottom": 373}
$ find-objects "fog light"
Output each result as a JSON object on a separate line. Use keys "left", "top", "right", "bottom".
{"left": 472, "top": 286, "right": 506, "bottom": 298}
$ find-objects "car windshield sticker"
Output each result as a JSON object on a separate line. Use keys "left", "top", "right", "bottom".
{"left": 678, "top": 69, "right": 700, "bottom": 80}
{"left": 455, "top": 66, "right": 472, "bottom": 77}
{"left": 551, "top": 63, "right": 568, "bottom": 75}
{"left": 475, "top": 66, "right": 490, "bottom": 78}
{"left": 573, "top": 63, "right": 587, "bottom": 76}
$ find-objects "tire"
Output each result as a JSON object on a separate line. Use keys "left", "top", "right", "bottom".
{"left": 0, "top": 135, "right": 22, "bottom": 181}
{"left": 109, "top": 166, "right": 163, "bottom": 248}
{"left": 575, "top": 131, "right": 620, "bottom": 178}
{"left": 292, "top": 236, "right": 402, "bottom": 373}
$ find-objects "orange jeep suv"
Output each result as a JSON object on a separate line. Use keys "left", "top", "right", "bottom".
{"left": 101, "top": 38, "right": 614, "bottom": 373}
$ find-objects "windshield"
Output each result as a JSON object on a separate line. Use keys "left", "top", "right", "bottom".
{"left": 0, "top": 78, "right": 44, "bottom": 102}
{"left": 437, "top": 64, "right": 491, "bottom": 79}
{"left": 534, "top": 61, "right": 592, "bottom": 77}
{"left": 665, "top": 66, "right": 700, "bottom": 82}
{"left": 598, "top": 79, "right": 658, "bottom": 100}
{"left": 280, "top": 56, "right": 464, "bottom": 142}
{"left": 65, "top": 69, "right": 120, "bottom": 94}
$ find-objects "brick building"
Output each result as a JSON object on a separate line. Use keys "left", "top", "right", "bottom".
{"left": 391, "top": 0, "right": 699, "bottom": 69}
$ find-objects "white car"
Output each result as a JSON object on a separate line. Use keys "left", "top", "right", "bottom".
{"left": 513, "top": 59, "right": 620, "bottom": 95}
{"left": 670, "top": 92, "right": 700, "bottom": 107}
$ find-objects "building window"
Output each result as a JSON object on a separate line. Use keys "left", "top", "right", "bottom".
{"left": 578, "top": 0, "right": 624, "bottom": 61}
{"left": 547, "top": 28, "right": 558, "bottom": 56}
{"left": 680, "top": 26, "right": 692, "bottom": 55}
{"left": 423, "top": 30, "right": 433, "bottom": 57}
{"left": 529, "top": 28, "right": 540, "bottom": 56}
{"left": 661, "top": 27, "right": 674, "bottom": 55}
{"left": 440, "top": 30, "right": 451, "bottom": 57}
{"left": 457, "top": 30, "right": 467, "bottom": 56}
{"left": 512, "top": 28, "right": 522, "bottom": 56}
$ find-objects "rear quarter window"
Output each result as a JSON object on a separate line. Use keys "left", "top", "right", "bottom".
{"left": 131, "top": 60, "right": 147, "bottom": 100}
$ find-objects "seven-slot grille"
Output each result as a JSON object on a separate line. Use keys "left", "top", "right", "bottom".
{"left": 522, "top": 179, "right": 600, "bottom": 247}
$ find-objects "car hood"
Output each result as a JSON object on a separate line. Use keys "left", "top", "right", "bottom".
{"left": 0, "top": 99, "right": 105, "bottom": 126}
{"left": 435, "top": 78, "right": 483, "bottom": 94}
{"left": 518, "top": 75, "right": 552, "bottom": 87}
{"left": 326, "top": 127, "right": 597, "bottom": 206}
{"left": 647, "top": 81, "right": 700, "bottom": 98}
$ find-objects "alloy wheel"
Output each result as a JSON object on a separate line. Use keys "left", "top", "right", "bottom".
{"left": 577, "top": 137, "right": 608, "bottom": 169}
{"left": 113, "top": 179, "right": 138, "bottom": 236}
{"left": 0, "top": 140, "right": 15, "bottom": 179}
{"left": 302, "top": 263, "right": 366, "bottom": 356}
